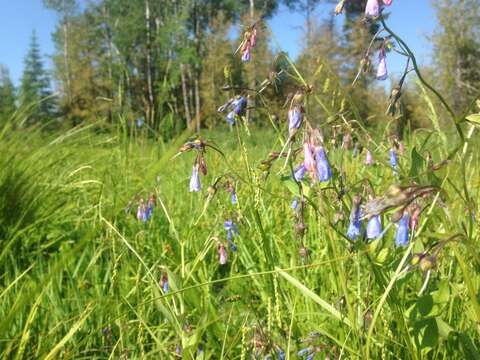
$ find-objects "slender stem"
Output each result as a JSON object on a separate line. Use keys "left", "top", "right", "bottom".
{"left": 379, "top": 17, "right": 465, "bottom": 142}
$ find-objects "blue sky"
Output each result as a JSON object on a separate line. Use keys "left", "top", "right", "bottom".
{"left": 0, "top": 1, "right": 436, "bottom": 85}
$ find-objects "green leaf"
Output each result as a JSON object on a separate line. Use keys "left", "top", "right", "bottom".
{"left": 413, "top": 317, "right": 439, "bottom": 351}
{"left": 458, "top": 333, "right": 480, "bottom": 360}
{"left": 409, "top": 147, "right": 425, "bottom": 179}
{"left": 277, "top": 269, "right": 352, "bottom": 328}
{"left": 280, "top": 176, "right": 300, "bottom": 196}
{"left": 435, "top": 317, "right": 452, "bottom": 338}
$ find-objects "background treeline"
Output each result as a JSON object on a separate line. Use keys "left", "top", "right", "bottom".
{"left": 0, "top": 0, "right": 479, "bottom": 137}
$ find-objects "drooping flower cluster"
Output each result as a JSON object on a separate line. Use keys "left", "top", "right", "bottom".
{"left": 292, "top": 130, "right": 332, "bottom": 184}
{"left": 174, "top": 139, "right": 216, "bottom": 193}
{"left": 218, "top": 95, "right": 247, "bottom": 125}
{"left": 237, "top": 23, "right": 258, "bottom": 63}
{"left": 133, "top": 194, "right": 156, "bottom": 222}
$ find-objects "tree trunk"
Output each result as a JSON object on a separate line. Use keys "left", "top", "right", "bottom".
{"left": 193, "top": 0, "right": 201, "bottom": 132}
{"left": 145, "top": 0, "right": 155, "bottom": 126}
{"left": 180, "top": 63, "right": 192, "bottom": 126}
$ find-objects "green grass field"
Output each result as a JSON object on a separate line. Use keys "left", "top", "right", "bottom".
{"left": 0, "top": 118, "right": 479, "bottom": 359}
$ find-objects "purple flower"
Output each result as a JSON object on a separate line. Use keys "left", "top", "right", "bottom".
{"left": 226, "top": 111, "right": 236, "bottom": 125}
{"left": 231, "top": 191, "right": 237, "bottom": 205}
{"left": 291, "top": 197, "right": 299, "bottom": 209}
{"left": 224, "top": 220, "right": 239, "bottom": 251}
{"left": 306, "top": 353, "right": 316, "bottom": 360}
{"left": 347, "top": 195, "right": 362, "bottom": 240}
{"left": 366, "top": 215, "right": 382, "bottom": 239}
{"left": 389, "top": 148, "right": 398, "bottom": 175}
{"left": 365, "top": 149, "right": 374, "bottom": 165}
{"left": 395, "top": 214, "right": 410, "bottom": 246}
{"left": 277, "top": 348, "right": 286, "bottom": 360}
{"left": 160, "top": 272, "right": 169, "bottom": 293}
{"left": 189, "top": 164, "right": 201, "bottom": 192}
{"left": 241, "top": 46, "right": 251, "bottom": 62}
{"left": 297, "top": 347, "right": 313, "bottom": 356}
{"left": 293, "top": 164, "right": 306, "bottom": 181}
{"left": 288, "top": 106, "right": 303, "bottom": 136}
{"left": 376, "top": 48, "right": 388, "bottom": 80}
{"left": 144, "top": 196, "right": 155, "bottom": 221}
{"left": 316, "top": 147, "right": 332, "bottom": 182}
{"left": 303, "top": 142, "right": 316, "bottom": 173}
{"left": 137, "top": 198, "right": 146, "bottom": 221}
{"left": 224, "top": 96, "right": 247, "bottom": 125}
{"left": 365, "top": 0, "right": 380, "bottom": 17}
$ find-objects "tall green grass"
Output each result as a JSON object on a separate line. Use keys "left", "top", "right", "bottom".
{"left": 0, "top": 113, "right": 479, "bottom": 359}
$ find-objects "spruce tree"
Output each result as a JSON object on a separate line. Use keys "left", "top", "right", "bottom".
{"left": 0, "top": 65, "right": 16, "bottom": 123}
{"left": 20, "top": 30, "right": 54, "bottom": 123}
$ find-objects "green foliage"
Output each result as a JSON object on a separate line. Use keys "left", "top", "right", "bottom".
{"left": 20, "top": 31, "right": 55, "bottom": 124}
{"left": 0, "top": 65, "right": 16, "bottom": 122}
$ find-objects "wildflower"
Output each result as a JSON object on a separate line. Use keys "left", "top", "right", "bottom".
{"left": 376, "top": 48, "right": 388, "bottom": 80}
{"left": 189, "top": 164, "right": 201, "bottom": 192}
{"left": 241, "top": 46, "right": 251, "bottom": 62}
{"left": 293, "top": 164, "right": 306, "bottom": 181}
{"left": 389, "top": 148, "right": 398, "bottom": 174}
{"left": 276, "top": 348, "right": 286, "bottom": 360}
{"left": 303, "top": 142, "right": 316, "bottom": 173}
{"left": 365, "top": 149, "right": 374, "bottom": 165}
{"left": 160, "top": 272, "right": 169, "bottom": 293}
{"left": 226, "top": 183, "right": 237, "bottom": 204}
{"left": 137, "top": 198, "right": 146, "bottom": 221}
{"left": 365, "top": 0, "right": 380, "bottom": 17}
{"left": 218, "top": 244, "right": 228, "bottom": 265}
{"left": 315, "top": 147, "right": 332, "bottom": 182}
{"left": 306, "top": 354, "right": 316, "bottom": 360}
{"left": 175, "top": 344, "right": 182, "bottom": 357}
{"left": 145, "top": 194, "right": 155, "bottom": 221}
{"left": 395, "top": 213, "right": 410, "bottom": 246}
{"left": 238, "top": 25, "right": 257, "bottom": 63}
{"left": 288, "top": 106, "right": 303, "bottom": 137}
{"left": 347, "top": 195, "right": 362, "bottom": 240}
{"left": 366, "top": 215, "right": 382, "bottom": 239}
{"left": 291, "top": 197, "right": 299, "bottom": 209}
{"left": 224, "top": 220, "right": 239, "bottom": 251}
{"left": 298, "top": 346, "right": 313, "bottom": 356}
{"left": 224, "top": 95, "right": 247, "bottom": 125}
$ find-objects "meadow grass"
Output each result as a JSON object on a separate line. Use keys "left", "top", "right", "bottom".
{"left": 0, "top": 117, "right": 479, "bottom": 359}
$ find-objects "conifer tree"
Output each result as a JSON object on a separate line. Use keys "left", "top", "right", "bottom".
{"left": 20, "top": 30, "right": 55, "bottom": 123}
{"left": 0, "top": 65, "right": 17, "bottom": 123}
